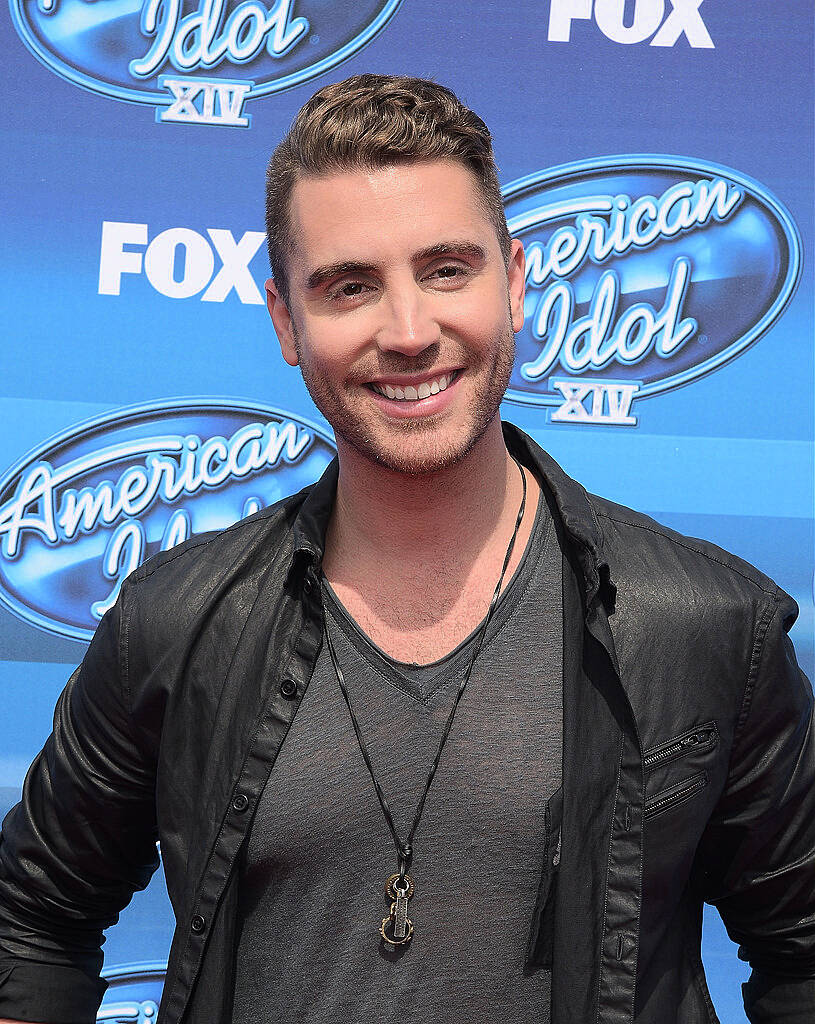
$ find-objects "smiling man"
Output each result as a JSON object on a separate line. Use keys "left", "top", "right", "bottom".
{"left": 0, "top": 75, "right": 814, "bottom": 1024}
{"left": 268, "top": 158, "right": 521, "bottom": 480}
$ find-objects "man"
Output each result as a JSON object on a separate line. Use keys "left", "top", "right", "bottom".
{"left": 0, "top": 74, "right": 813, "bottom": 1024}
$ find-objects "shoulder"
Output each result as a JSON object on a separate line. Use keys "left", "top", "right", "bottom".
{"left": 510, "top": 422, "right": 791, "bottom": 619}
{"left": 587, "top": 493, "right": 795, "bottom": 629}
{"left": 584, "top": 496, "right": 804, "bottom": 745}
{"left": 119, "top": 482, "right": 312, "bottom": 640}
{"left": 136, "top": 487, "right": 305, "bottom": 579}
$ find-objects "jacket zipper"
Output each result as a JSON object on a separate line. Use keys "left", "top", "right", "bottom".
{"left": 644, "top": 771, "right": 708, "bottom": 819}
{"left": 642, "top": 723, "right": 717, "bottom": 772}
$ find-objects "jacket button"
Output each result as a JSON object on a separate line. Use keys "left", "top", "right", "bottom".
{"left": 280, "top": 678, "right": 297, "bottom": 699}
{"left": 232, "top": 793, "right": 249, "bottom": 813}
{"left": 191, "top": 915, "right": 206, "bottom": 934}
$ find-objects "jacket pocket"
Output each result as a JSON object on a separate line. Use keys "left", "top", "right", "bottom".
{"left": 642, "top": 722, "right": 718, "bottom": 772}
{"left": 644, "top": 770, "right": 708, "bottom": 820}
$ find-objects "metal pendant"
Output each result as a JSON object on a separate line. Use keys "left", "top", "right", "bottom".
{"left": 380, "top": 873, "right": 414, "bottom": 946}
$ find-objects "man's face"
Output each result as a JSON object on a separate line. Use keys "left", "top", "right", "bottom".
{"left": 266, "top": 159, "right": 525, "bottom": 476}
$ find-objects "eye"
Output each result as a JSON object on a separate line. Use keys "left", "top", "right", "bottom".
{"left": 426, "top": 263, "right": 470, "bottom": 284}
{"left": 326, "top": 279, "right": 373, "bottom": 304}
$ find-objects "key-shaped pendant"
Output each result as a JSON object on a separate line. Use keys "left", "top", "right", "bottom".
{"left": 380, "top": 873, "right": 414, "bottom": 946}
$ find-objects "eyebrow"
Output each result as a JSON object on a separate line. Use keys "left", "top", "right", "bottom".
{"left": 304, "top": 240, "right": 488, "bottom": 291}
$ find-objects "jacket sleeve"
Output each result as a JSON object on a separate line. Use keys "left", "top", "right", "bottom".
{"left": 698, "top": 589, "right": 815, "bottom": 1023}
{"left": 0, "top": 587, "right": 159, "bottom": 1023}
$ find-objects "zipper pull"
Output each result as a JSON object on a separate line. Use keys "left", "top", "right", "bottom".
{"left": 682, "top": 728, "right": 713, "bottom": 749}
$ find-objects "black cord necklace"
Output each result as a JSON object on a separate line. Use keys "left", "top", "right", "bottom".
{"left": 322, "top": 458, "right": 528, "bottom": 947}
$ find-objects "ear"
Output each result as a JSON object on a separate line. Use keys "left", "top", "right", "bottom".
{"left": 265, "top": 278, "right": 299, "bottom": 367}
{"left": 506, "top": 238, "right": 526, "bottom": 333}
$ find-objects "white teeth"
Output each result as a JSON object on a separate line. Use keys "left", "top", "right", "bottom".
{"left": 372, "top": 372, "right": 454, "bottom": 401}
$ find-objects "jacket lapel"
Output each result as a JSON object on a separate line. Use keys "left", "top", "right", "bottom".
{"left": 505, "top": 426, "right": 644, "bottom": 1024}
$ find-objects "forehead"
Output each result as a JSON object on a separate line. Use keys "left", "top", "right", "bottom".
{"left": 285, "top": 160, "right": 498, "bottom": 274}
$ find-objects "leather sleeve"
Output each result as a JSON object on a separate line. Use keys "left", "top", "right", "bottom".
{"left": 698, "top": 590, "right": 815, "bottom": 1023}
{"left": 0, "top": 586, "right": 159, "bottom": 1023}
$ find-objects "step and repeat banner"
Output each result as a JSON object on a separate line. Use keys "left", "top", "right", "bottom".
{"left": 2, "top": 1, "right": 813, "bottom": 1020}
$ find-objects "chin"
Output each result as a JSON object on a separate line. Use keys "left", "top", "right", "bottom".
{"left": 338, "top": 413, "right": 499, "bottom": 477}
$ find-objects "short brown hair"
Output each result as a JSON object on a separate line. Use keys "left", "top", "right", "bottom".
{"left": 265, "top": 73, "right": 511, "bottom": 304}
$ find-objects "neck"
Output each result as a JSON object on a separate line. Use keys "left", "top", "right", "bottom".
{"left": 325, "top": 417, "right": 520, "bottom": 571}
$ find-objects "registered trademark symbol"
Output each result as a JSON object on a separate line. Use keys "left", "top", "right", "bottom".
{"left": 698, "top": 334, "right": 709, "bottom": 345}
{"left": 310, "top": 33, "right": 319, "bottom": 44}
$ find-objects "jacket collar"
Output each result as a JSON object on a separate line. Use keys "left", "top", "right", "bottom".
{"left": 289, "top": 421, "right": 615, "bottom": 612}
{"left": 502, "top": 423, "right": 616, "bottom": 612}
{"left": 290, "top": 456, "right": 337, "bottom": 568}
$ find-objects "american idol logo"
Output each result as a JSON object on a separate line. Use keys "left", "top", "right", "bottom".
{"left": 97, "top": 961, "right": 165, "bottom": 1022}
{"left": 10, "top": 0, "right": 402, "bottom": 127}
{"left": 504, "top": 156, "right": 801, "bottom": 425}
{"left": 0, "top": 399, "right": 336, "bottom": 641}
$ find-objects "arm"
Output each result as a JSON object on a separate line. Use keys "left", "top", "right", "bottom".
{"left": 0, "top": 587, "right": 159, "bottom": 1024}
{"left": 696, "top": 590, "right": 815, "bottom": 1023}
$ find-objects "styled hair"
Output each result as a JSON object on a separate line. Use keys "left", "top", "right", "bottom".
{"left": 265, "top": 73, "right": 511, "bottom": 304}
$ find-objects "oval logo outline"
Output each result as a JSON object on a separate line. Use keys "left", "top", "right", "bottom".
{"left": 502, "top": 154, "right": 803, "bottom": 407}
{"left": 0, "top": 396, "right": 336, "bottom": 642}
{"left": 9, "top": 0, "right": 403, "bottom": 106}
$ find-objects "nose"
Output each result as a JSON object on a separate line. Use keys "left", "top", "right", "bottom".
{"left": 375, "top": 277, "right": 440, "bottom": 356}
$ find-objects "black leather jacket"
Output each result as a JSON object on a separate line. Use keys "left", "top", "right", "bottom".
{"left": 0, "top": 424, "right": 813, "bottom": 1023}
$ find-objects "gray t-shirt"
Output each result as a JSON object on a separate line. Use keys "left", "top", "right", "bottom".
{"left": 233, "top": 486, "right": 562, "bottom": 1023}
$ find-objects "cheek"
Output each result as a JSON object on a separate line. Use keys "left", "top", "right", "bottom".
{"left": 449, "top": 299, "right": 509, "bottom": 345}
{"left": 452, "top": 278, "right": 510, "bottom": 325}
{"left": 297, "top": 325, "right": 359, "bottom": 378}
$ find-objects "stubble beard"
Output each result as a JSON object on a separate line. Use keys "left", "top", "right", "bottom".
{"left": 293, "top": 316, "right": 516, "bottom": 477}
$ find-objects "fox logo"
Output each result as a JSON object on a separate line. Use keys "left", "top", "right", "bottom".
{"left": 548, "top": 0, "right": 714, "bottom": 48}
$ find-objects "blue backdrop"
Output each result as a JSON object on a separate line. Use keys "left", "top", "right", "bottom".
{"left": 1, "top": 1, "right": 813, "bottom": 1019}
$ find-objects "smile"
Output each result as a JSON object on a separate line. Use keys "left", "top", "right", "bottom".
{"left": 369, "top": 372, "right": 457, "bottom": 402}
